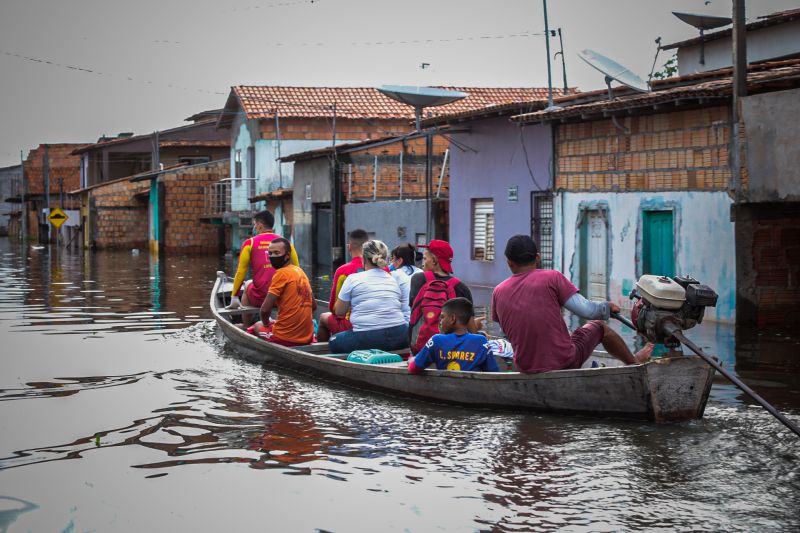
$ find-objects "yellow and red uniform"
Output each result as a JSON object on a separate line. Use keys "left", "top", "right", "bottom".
{"left": 232, "top": 231, "right": 300, "bottom": 307}
{"left": 325, "top": 256, "right": 364, "bottom": 334}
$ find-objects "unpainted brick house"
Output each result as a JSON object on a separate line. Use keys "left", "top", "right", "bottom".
{"left": 20, "top": 143, "right": 88, "bottom": 244}
{"left": 512, "top": 60, "right": 800, "bottom": 327}
{"left": 281, "top": 132, "right": 451, "bottom": 269}
{"left": 70, "top": 114, "right": 230, "bottom": 253}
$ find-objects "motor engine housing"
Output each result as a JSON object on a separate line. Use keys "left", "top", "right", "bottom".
{"left": 630, "top": 275, "right": 718, "bottom": 345}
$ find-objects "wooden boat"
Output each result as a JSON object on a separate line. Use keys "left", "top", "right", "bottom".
{"left": 210, "top": 273, "right": 715, "bottom": 422}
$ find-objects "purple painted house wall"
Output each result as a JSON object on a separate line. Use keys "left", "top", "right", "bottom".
{"left": 448, "top": 117, "right": 552, "bottom": 288}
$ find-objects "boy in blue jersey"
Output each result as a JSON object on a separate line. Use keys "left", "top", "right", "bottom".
{"left": 408, "top": 297, "right": 500, "bottom": 373}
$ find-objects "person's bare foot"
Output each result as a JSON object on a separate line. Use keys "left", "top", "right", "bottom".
{"left": 634, "top": 343, "right": 654, "bottom": 364}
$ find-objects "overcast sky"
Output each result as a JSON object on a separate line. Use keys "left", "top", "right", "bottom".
{"left": 0, "top": 0, "right": 796, "bottom": 167}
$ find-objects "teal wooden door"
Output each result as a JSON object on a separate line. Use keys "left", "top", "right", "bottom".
{"left": 643, "top": 211, "right": 674, "bottom": 277}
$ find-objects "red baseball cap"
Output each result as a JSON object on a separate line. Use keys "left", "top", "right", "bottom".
{"left": 419, "top": 239, "right": 454, "bottom": 273}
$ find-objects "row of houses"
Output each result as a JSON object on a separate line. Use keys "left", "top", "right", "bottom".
{"left": 2, "top": 8, "right": 798, "bottom": 334}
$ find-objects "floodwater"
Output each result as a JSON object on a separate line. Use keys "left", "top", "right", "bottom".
{"left": 0, "top": 238, "right": 798, "bottom": 532}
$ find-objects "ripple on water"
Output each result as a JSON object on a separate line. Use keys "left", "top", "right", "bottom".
{"left": 1, "top": 243, "right": 800, "bottom": 532}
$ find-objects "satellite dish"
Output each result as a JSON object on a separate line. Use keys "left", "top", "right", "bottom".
{"left": 672, "top": 12, "right": 732, "bottom": 66}
{"left": 673, "top": 12, "right": 732, "bottom": 31}
{"left": 377, "top": 85, "right": 468, "bottom": 129}
{"left": 578, "top": 49, "right": 650, "bottom": 95}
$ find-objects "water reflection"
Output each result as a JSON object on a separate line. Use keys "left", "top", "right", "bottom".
{"left": 1, "top": 239, "right": 800, "bottom": 532}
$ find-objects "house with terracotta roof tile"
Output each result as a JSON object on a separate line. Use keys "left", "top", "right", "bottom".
{"left": 214, "top": 85, "right": 555, "bottom": 252}
{"left": 68, "top": 113, "right": 230, "bottom": 253}
{"left": 511, "top": 59, "right": 800, "bottom": 333}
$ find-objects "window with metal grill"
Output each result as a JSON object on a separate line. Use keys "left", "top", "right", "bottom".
{"left": 472, "top": 199, "right": 495, "bottom": 261}
{"left": 531, "top": 192, "right": 554, "bottom": 269}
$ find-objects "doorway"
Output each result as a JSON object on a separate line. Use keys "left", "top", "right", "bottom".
{"left": 579, "top": 209, "right": 607, "bottom": 301}
{"left": 313, "top": 204, "right": 332, "bottom": 268}
{"left": 642, "top": 210, "right": 674, "bottom": 277}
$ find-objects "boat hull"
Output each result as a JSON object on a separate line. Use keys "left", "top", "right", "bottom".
{"left": 210, "top": 276, "right": 715, "bottom": 422}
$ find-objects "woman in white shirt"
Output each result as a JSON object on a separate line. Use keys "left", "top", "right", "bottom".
{"left": 329, "top": 240, "right": 409, "bottom": 353}
{"left": 389, "top": 243, "right": 422, "bottom": 322}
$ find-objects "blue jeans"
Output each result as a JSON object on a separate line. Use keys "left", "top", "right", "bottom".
{"left": 329, "top": 323, "right": 408, "bottom": 354}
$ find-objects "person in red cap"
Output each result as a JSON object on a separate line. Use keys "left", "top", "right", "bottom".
{"left": 408, "top": 239, "right": 479, "bottom": 353}
{"left": 408, "top": 240, "right": 472, "bottom": 304}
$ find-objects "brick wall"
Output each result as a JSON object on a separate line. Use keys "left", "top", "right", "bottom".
{"left": 555, "top": 106, "right": 732, "bottom": 191}
{"left": 260, "top": 118, "right": 412, "bottom": 141}
{"left": 90, "top": 178, "right": 150, "bottom": 250}
{"left": 340, "top": 135, "right": 449, "bottom": 200}
{"left": 161, "top": 160, "right": 228, "bottom": 253}
{"left": 736, "top": 203, "right": 800, "bottom": 331}
{"left": 23, "top": 144, "right": 87, "bottom": 197}
{"left": 751, "top": 215, "right": 800, "bottom": 329}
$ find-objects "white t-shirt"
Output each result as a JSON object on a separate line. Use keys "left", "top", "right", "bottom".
{"left": 390, "top": 265, "right": 422, "bottom": 322}
{"left": 338, "top": 269, "right": 406, "bottom": 331}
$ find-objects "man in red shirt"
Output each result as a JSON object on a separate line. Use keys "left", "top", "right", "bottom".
{"left": 316, "top": 228, "right": 369, "bottom": 342}
{"left": 491, "top": 234, "right": 651, "bottom": 373}
{"left": 228, "top": 210, "right": 299, "bottom": 327}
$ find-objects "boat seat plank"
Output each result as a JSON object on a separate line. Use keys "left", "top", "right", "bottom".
{"left": 216, "top": 306, "right": 261, "bottom": 316}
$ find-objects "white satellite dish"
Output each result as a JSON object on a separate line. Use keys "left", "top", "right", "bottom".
{"left": 377, "top": 85, "right": 468, "bottom": 130}
{"left": 579, "top": 49, "right": 651, "bottom": 95}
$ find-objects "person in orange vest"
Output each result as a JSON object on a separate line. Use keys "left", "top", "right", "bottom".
{"left": 228, "top": 210, "right": 299, "bottom": 327}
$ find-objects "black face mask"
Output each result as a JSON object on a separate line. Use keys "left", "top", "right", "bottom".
{"left": 269, "top": 254, "right": 289, "bottom": 270}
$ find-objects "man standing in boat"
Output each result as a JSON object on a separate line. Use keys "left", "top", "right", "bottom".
{"left": 254, "top": 238, "right": 315, "bottom": 346}
{"left": 316, "top": 228, "right": 369, "bottom": 342}
{"left": 492, "top": 235, "right": 652, "bottom": 373}
{"left": 228, "top": 210, "right": 299, "bottom": 328}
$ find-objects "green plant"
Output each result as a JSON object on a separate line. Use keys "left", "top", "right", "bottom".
{"left": 652, "top": 55, "right": 678, "bottom": 80}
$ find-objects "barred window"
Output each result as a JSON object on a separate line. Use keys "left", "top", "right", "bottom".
{"left": 532, "top": 192, "right": 554, "bottom": 269}
{"left": 472, "top": 199, "right": 495, "bottom": 261}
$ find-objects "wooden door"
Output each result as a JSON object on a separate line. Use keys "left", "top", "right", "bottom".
{"left": 643, "top": 210, "right": 674, "bottom": 277}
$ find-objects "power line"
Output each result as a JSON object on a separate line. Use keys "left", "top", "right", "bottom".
{"left": 269, "top": 31, "right": 543, "bottom": 48}
{"left": 0, "top": 50, "right": 227, "bottom": 96}
{"left": 227, "top": 0, "right": 319, "bottom": 12}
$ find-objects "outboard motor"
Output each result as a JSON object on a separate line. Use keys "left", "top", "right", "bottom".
{"left": 630, "top": 275, "right": 718, "bottom": 347}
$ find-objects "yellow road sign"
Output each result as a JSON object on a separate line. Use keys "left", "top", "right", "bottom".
{"left": 48, "top": 208, "right": 69, "bottom": 229}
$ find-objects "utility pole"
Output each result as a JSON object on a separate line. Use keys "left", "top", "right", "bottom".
{"left": 58, "top": 177, "right": 64, "bottom": 249}
{"left": 731, "top": 0, "right": 747, "bottom": 201}
{"left": 543, "top": 0, "right": 554, "bottom": 108}
{"left": 43, "top": 144, "right": 50, "bottom": 243}
{"left": 557, "top": 28, "right": 568, "bottom": 93}
{"left": 20, "top": 150, "right": 27, "bottom": 243}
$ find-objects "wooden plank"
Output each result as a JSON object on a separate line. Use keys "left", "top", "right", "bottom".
{"left": 216, "top": 306, "right": 261, "bottom": 316}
